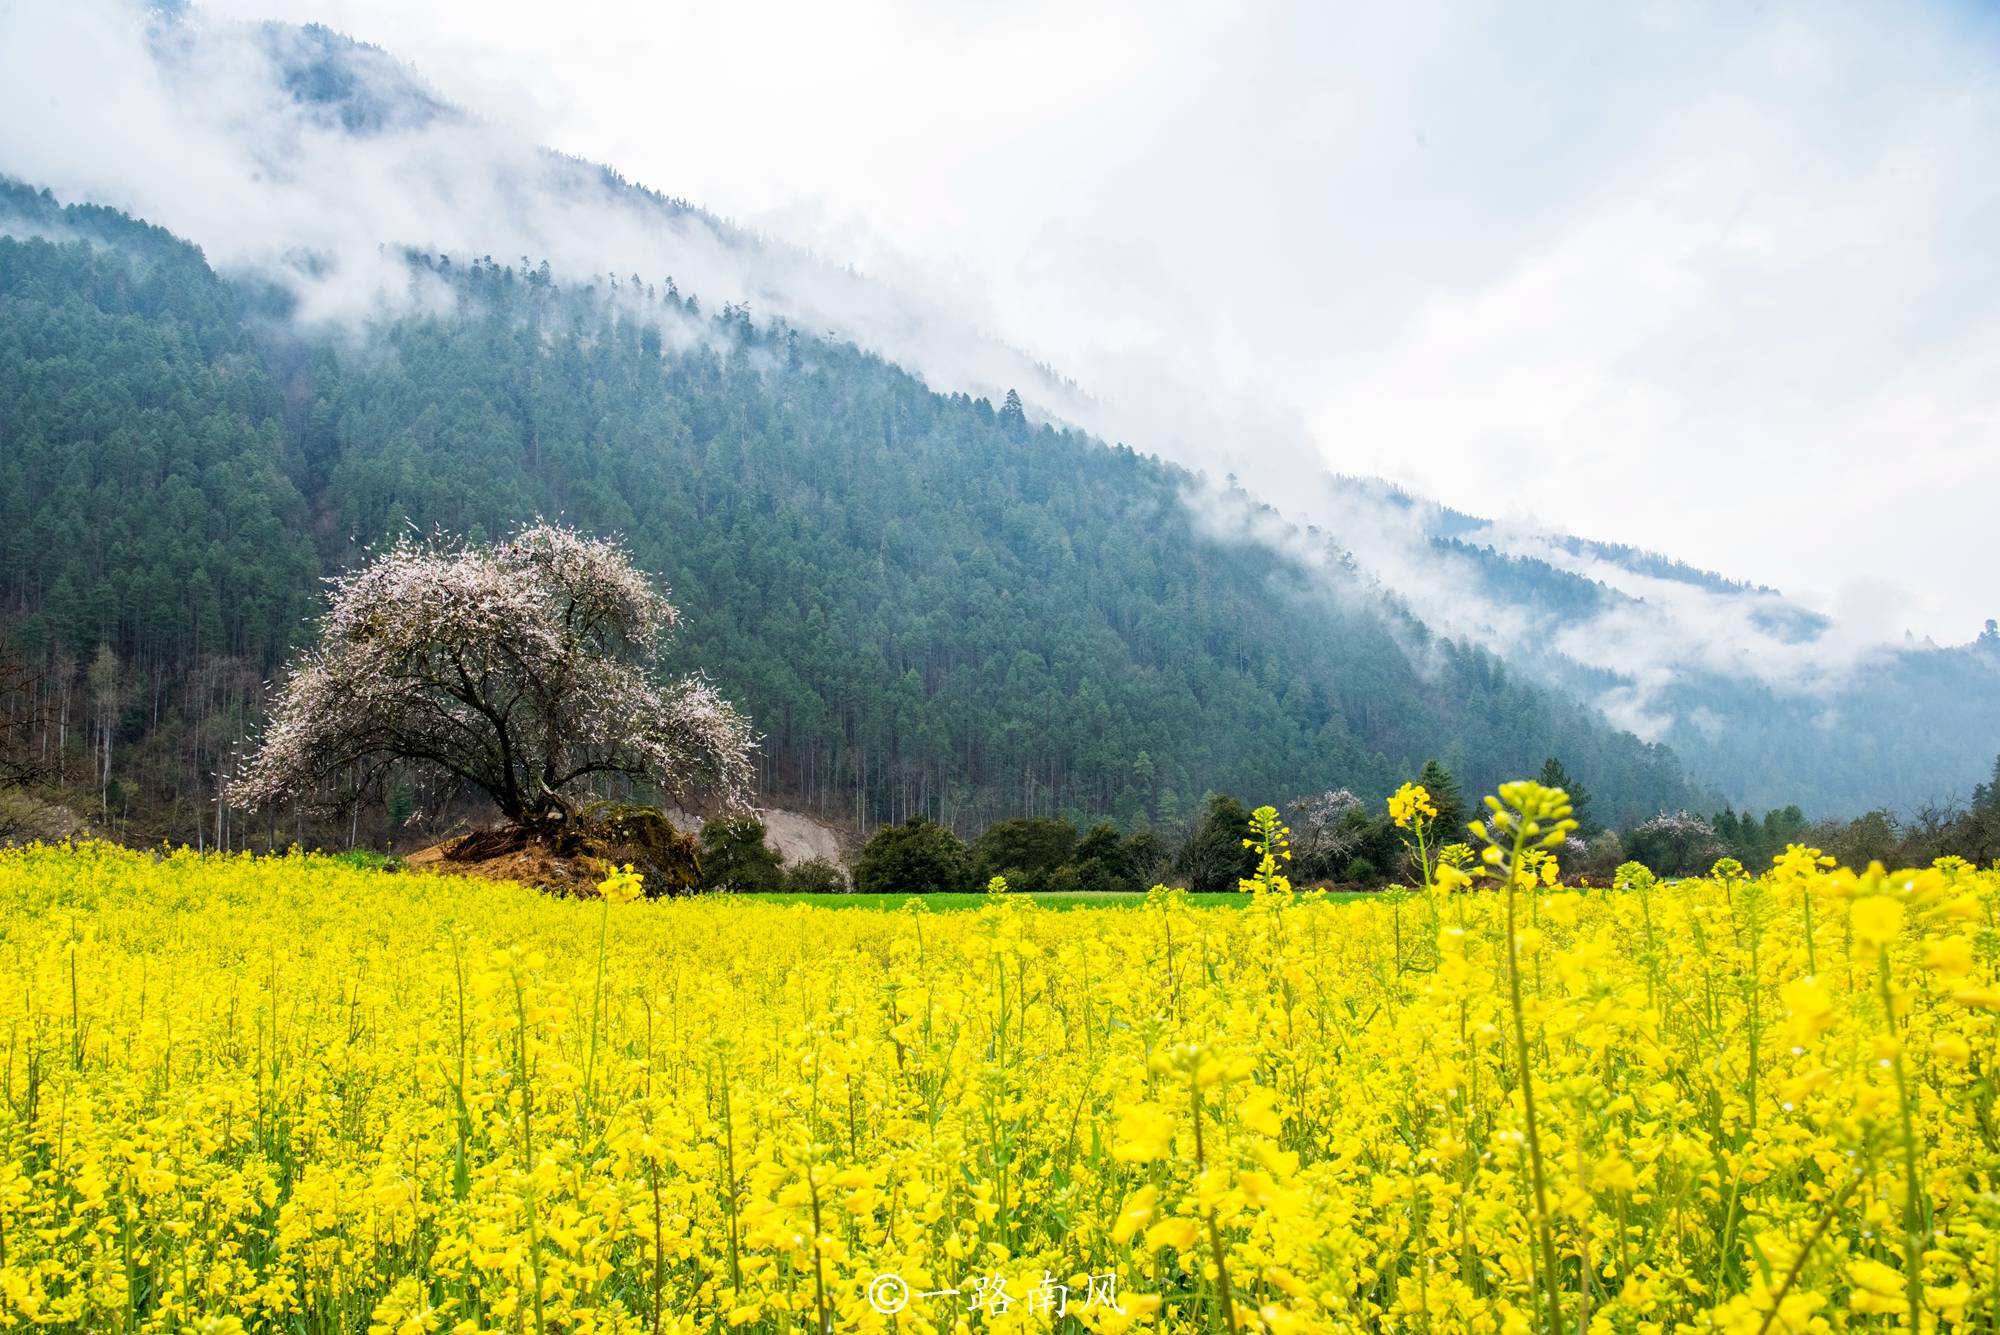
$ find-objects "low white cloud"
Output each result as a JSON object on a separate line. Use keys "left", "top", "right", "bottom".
{"left": 3, "top": 0, "right": 1995, "bottom": 747}
{"left": 242, "top": 0, "right": 1985, "bottom": 649}
{"left": 0, "top": 0, "right": 1087, "bottom": 415}
{"left": 1186, "top": 470, "right": 1929, "bottom": 743}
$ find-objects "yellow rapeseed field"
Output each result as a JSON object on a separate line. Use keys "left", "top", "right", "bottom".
{"left": 1, "top": 798, "right": 1997, "bottom": 1333}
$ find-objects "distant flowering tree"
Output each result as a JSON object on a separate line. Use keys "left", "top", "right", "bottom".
{"left": 1286, "top": 789, "right": 1366, "bottom": 879}
{"left": 228, "top": 524, "right": 754, "bottom": 833}
{"left": 1629, "top": 809, "right": 1720, "bottom": 877}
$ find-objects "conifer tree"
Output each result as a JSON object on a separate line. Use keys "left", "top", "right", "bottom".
{"left": 1416, "top": 759, "right": 1465, "bottom": 838}
{"left": 1535, "top": 756, "right": 1595, "bottom": 835}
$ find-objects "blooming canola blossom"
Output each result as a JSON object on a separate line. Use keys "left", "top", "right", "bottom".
{"left": 0, "top": 838, "right": 1994, "bottom": 1332}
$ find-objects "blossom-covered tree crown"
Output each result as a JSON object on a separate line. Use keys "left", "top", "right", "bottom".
{"left": 228, "top": 523, "right": 753, "bottom": 825}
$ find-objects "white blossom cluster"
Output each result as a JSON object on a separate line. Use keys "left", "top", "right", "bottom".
{"left": 1634, "top": 810, "right": 1716, "bottom": 840}
{"left": 1631, "top": 808, "right": 1721, "bottom": 869}
{"left": 1287, "top": 788, "right": 1367, "bottom": 864}
{"left": 228, "top": 524, "right": 753, "bottom": 823}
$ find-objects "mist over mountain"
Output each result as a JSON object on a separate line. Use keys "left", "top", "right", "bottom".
{"left": 0, "top": 173, "right": 1711, "bottom": 837}
{"left": 0, "top": 2, "right": 1993, "bottom": 823}
{"left": 1313, "top": 480, "right": 2000, "bottom": 813}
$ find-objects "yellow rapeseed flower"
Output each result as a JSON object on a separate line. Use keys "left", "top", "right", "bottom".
{"left": 1387, "top": 782, "right": 1438, "bottom": 830}
{"left": 1851, "top": 894, "right": 1904, "bottom": 949}
{"left": 0, "top": 829, "right": 1992, "bottom": 1334}
{"left": 596, "top": 862, "right": 646, "bottom": 902}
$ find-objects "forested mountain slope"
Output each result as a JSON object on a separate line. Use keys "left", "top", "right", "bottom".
{"left": 0, "top": 179, "right": 1701, "bottom": 837}
{"left": 4, "top": 12, "right": 1987, "bottom": 830}
{"left": 1430, "top": 520, "right": 2000, "bottom": 815}
{"left": 1304, "top": 478, "right": 2000, "bottom": 815}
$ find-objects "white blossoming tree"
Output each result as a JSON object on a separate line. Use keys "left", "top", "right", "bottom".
{"left": 1286, "top": 788, "right": 1366, "bottom": 878}
{"left": 1629, "top": 809, "right": 1720, "bottom": 876}
{"left": 228, "top": 524, "right": 753, "bottom": 837}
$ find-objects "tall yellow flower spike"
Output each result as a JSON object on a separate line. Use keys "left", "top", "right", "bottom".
{"left": 1387, "top": 782, "right": 1437, "bottom": 830}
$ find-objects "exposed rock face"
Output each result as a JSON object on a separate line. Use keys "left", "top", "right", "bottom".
{"left": 662, "top": 805, "right": 851, "bottom": 872}
{"left": 758, "top": 809, "right": 848, "bottom": 869}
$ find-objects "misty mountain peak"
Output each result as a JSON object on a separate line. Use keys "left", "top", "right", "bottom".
{"left": 145, "top": 5, "right": 454, "bottom": 137}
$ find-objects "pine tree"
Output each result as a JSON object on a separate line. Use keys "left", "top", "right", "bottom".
{"left": 1975, "top": 753, "right": 2000, "bottom": 811}
{"left": 1536, "top": 756, "right": 1595, "bottom": 835}
{"left": 1416, "top": 759, "right": 1465, "bottom": 840}
{"left": 998, "top": 388, "right": 1028, "bottom": 438}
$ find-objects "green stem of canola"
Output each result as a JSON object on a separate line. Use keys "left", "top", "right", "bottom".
{"left": 1878, "top": 946, "right": 1927, "bottom": 1335}
{"left": 1504, "top": 814, "right": 1564, "bottom": 1335}
{"left": 510, "top": 964, "right": 549, "bottom": 1335}
{"left": 1189, "top": 1073, "right": 1240, "bottom": 1335}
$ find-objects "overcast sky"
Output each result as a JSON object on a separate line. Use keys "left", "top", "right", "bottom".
{"left": 57, "top": 0, "right": 2000, "bottom": 642}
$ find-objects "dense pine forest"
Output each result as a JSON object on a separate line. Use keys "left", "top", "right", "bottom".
{"left": 0, "top": 177, "right": 1704, "bottom": 843}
